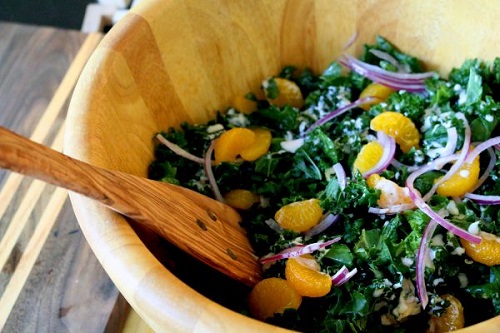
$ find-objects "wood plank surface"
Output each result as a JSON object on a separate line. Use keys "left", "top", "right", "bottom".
{"left": 0, "top": 22, "right": 135, "bottom": 332}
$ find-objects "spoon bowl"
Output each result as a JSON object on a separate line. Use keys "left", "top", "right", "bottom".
{"left": 0, "top": 126, "right": 261, "bottom": 286}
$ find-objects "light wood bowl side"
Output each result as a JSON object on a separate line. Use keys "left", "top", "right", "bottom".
{"left": 65, "top": 0, "right": 500, "bottom": 331}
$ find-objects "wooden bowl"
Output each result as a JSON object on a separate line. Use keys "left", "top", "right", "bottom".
{"left": 65, "top": 0, "right": 500, "bottom": 331}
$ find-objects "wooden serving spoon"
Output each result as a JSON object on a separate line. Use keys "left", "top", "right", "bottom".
{"left": 0, "top": 126, "right": 262, "bottom": 286}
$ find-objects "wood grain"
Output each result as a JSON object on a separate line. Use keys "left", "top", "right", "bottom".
{"left": 0, "top": 126, "right": 261, "bottom": 287}
{"left": 65, "top": 0, "right": 500, "bottom": 332}
{"left": 0, "top": 23, "right": 132, "bottom": 333}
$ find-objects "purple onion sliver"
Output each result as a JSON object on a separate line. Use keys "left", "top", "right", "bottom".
{"left": 464, "top": 193, "right": 500, "bottom": 205}
{"left": 203, "top": 141, "right": 224, "bottom": 203}
{"left": 333, "top": 268, "right": 358, "bottom": 287}
{"left": 416, "top": 220, "right": 438, "bottom": 309}
{"left": 330, "top": 265, "right": 348, "bottom": 284}
{"left": 305, "top": 97, "right": 377, "bottom": 134}
{"left": 157, "top": 134, "right": 206, "bottom": 164}
{"left": 333, "top": 162, "right": 347, "bottom": 190}
{"left": 304, "top": 214, "right": 339, "bottom": 238}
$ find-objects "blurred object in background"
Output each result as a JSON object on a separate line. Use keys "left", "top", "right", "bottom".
{"left": 0, "top": 0, "right": 95, "bottom": 30}
{"left": 81, "top": 0, "right": 143, "bottom": 33}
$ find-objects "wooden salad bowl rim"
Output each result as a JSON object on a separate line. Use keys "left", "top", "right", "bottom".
{"left": 65, "top": 0, "right": 500, "bottom": 331}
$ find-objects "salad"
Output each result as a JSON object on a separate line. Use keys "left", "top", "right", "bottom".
{"left": 148, "top": 36, "right": 500, "bottom": 332}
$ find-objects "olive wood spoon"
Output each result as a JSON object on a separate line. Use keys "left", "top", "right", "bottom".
{"left": 0, "top": 126, "right": 261, "bottom": 286}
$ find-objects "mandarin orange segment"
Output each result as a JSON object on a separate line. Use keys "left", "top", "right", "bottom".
{"left": 460, "top": 231, "right": 500, "bottom": 266}
{"left": 274, "top": 199, "right": 323, "bottom": 233}
{"left": 367, "top": 174, "right": 413, "bottom": 208}
{"left": 214, "top": 128, "right": 256, "bottom": 164}
{"left": 353, "top": 141, "right": 384, "bottom": 175}
{"left": 370, "top": 111, "right": 420, "bottom": 153}
{"left": 248, "top": 277, "right": 302, "bottom": 320}
{"left": 223, "top": 189, "right": 260, "bottom": 210}
{"left": 232, "top": 94, "right": 257, "bottom": 115}
{"left": 240, "top": 128, "right": 272, "bottom": 161}
{"left": 426, "top": 294, "right": 464, "bottom": 333}
{"left": 285, "top": 255, "right": 332, "bottom": 297}
{"left": 264, "top": 77, "right": 304, "bottom": 109}
{"left": 436, "top": 154, "right": 480, "bottom": 197}
{"left": 359, "top": 83, "right": 395, "bottom": 110}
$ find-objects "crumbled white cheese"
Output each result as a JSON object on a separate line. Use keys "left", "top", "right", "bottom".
{"left": 468, "top": 221, "right": 481, "bottom": 235}
{"left": 431, "top": 234, "right": 445, "bottom": 247}
{"left": 206, "top": 123, "right": 224, "bottom": 134}
{"left": 280, "top": 138, "right": 304, "bottom": 153}
{"left": 451, "top": 246, "right": 465, "bottom": 256}
{"left": 401, "top": 257, "right": 414, "bottom": 267}
{"left": 392, "top": 279, "right": 421, "bottom": 322}
{"left": 433, "top": 278, "right": 445, "bottom": 286}
{"left": 458, "top": 273, "right": 469, "bottom": 288}
{"left": 486, "top": 114, "right": 494, "bottom": 122}
{"left": 446, "top": 200, "right": 460, "bottom": 215}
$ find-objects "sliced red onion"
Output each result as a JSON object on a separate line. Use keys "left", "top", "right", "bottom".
{"left": 362, "top": 131, "right": 396, "bottom": 178}
{"left": 369, "top": 49, "right": 409, "bottom": 73}
{"left": 368, "top": 203, "right": 415, "bottom": 215}
{"left": 330, "top": 265, "right": 348, "bottom": 284}
{"left": 342, "top": 31, "right": 358, "bottom": 50}
{"left": 464, "top": 193, "right": 500, "bottom": 205}
{"left": 416, "top": 220, "right": 438, "bottom": 309}
{"left": 304, "top": 97, "right": 377, "bottom": 134}
{"left": 423, "top": 114, "right": 471, "bottom": 202}
{"left": 339, "top": 54, "right": 436, "bottom": 92}
{"left": 203, "top": 141, "right": 224, "bottom": 202}
{"left": 406, "top": 165, "right": 481, "bottom": 244}
{"left": 390, "top": 159, "right": 421, "bottom": 172}
{"left": 333, "top": 268, "right": 358, "bottom": 286}
{"left": 465, "top": 136, "right": 500, "bottom": 164}
{"left": 304, "top": 214, "right": 340, "bottom": 238}
{"left": 333, "top": 163, "right": 347, "bottom": 190}
{"left": 259, "top": 237, "right": 341, "bottom": 264}
{"left": 427, "top": 127, "right": 458, "bottom": 159}
{"left": 157, "top": 134, "right": 207, "bottom": 164}
{"left": 468, "top": 147, "right": 496, "bottom": 193}
{"left": 265, "top": 219, "right": 284, "bottom": 234}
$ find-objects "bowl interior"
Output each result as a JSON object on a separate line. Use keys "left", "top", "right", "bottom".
{"left": 65, "top": 0, "right": 500, "bottom": 331}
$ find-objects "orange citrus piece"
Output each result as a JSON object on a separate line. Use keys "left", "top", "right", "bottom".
{"left": 436, "top": 154, "right": 480, "bottom": 197}
{"left": 248, "top": 277, "right": 302, "bottom": 320}
{"left": 353, "top": 141, "right": 384, "bottom": 175}
{"left": 370, "top": 111, "right": 420, "bottom": 153}
{"left": 426, "top": 294, "right": 464, "bottom": 333}
{"left": 214, "top": 128, "right": 255, "bottom": 164}
{"left": 366, "top": 174, "right": 413, "bottom": 208}
{"left": 274, "top": 199, "right": 323, "bottom": 233}
{"left": 232, "top": 94, "right": 257, "bottom": 115}
{"left": 285, "top": 255, "right": 332, "bottom": 297}
{"left": 359, "top": 83, "right": 395, "bottom": 110}
{"left": 460, "top": 231, "right": 500, "bottom": 266}
{"left": 223, "top": 189, "right": 260, "bottom": 210}
{"left": 240, "top": 128, "right": 272, "bottom": 161}
{"left": 264, "top": 77, "right": 304, "bottom": 109}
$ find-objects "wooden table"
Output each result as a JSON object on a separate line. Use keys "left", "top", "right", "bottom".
{"left": 0, "top": 22, "right": 151, "bottom": 333}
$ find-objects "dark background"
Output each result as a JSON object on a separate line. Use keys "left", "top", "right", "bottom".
{"left": 0, "top": 0, "right": 95, "bottom": 30}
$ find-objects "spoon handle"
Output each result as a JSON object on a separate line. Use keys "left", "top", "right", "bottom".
{"left": 0, "top": 126, "right": 261, "bottom": 286}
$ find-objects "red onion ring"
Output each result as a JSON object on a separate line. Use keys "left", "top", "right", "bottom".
{"left": 259, "top": 237, "right": 341, "bottom": 264}
{"left": 468, "top": 147, "right": 496, "bottom": 193}
{"left": 304, "top": 97, "right": 377, "bottom": 134}
{"left": 416, "top": 220, "right": 438, "bottom": 309}
{"left": 464, "top": 193, "right": 500, "bottom": 205}
{"left": 423, "top": 114, "right": 471, "bottom": 202}
{"left": 333, "top": 268, "right": 358, "bottom": 286}
{"left": 339, "top": 54, "right": 435, "bottom": 92}
{"left": 333, "top": 162, "right": 347, "bottom": 190}
{"left": 203, "top": 141, "right": 224, "bottom": 202}
{"left": 363, "top": 131, "right": 396, "bottom": 178}
{"left": 265, "top": 219, "right": 284, "bottom": 234}
{"left": 330, "top": 265, "right": 348, "bottom": 284}
{"left": 157, "top": 133, "right": 207, "bottom": 164}
{"left": 304, "top": 214, "right": 340, "bottom": 238}
{"left": 406, "top": 163, "right": 481, "bottom": 244}
{"left": 465, "top": 136, "right": 500, "bottom": 164}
